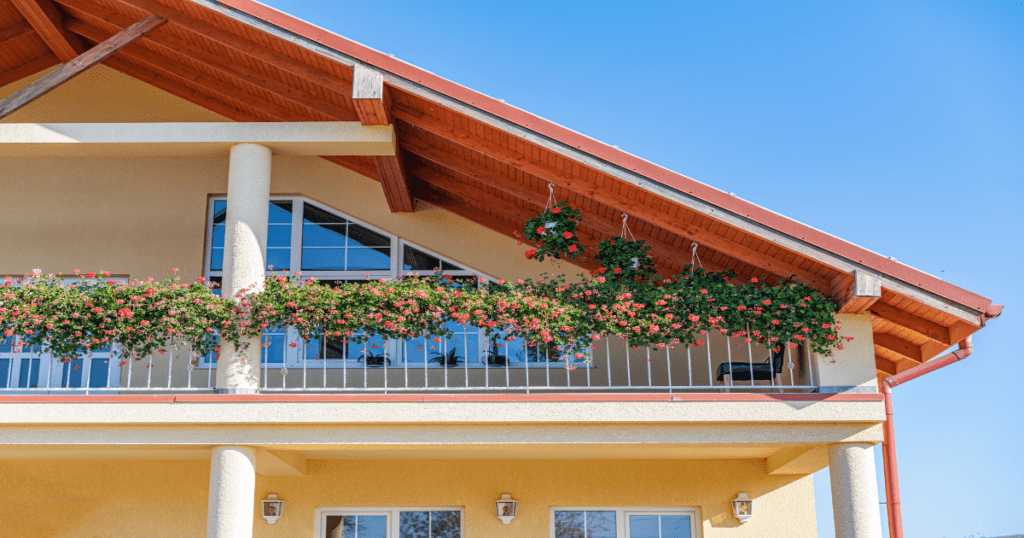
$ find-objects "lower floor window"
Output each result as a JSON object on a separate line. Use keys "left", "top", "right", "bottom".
{"left": 319, "top": 508, "right": 462, "bottom": 538}
{"left": 552, "top": 508, "right": 698, "bottom": 538}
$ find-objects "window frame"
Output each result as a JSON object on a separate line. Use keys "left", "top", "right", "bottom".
{"left": 314, "top": 506, "right": 465, "bottom": 538}
{"left": 549, "top": 507, "right": 702, "bottom": 538}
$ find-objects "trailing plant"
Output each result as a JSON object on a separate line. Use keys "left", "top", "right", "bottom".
{"left": 594, "top": 238, "right": 657, "bottom": 283}
{"left": 522, "top": 201, "right": 584, "bottom": 261}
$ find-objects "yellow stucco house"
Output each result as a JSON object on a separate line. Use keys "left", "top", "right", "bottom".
{"left": 0, "top": 1, "right": 1003, "bottom": 537}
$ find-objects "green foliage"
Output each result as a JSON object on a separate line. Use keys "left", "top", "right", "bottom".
{"left": 594, "top": 238, "right": 658, "bottom": 282}
{"left": 522, "top": 202, "right": 584, "bottom": 261}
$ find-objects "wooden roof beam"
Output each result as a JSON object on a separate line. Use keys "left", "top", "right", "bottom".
{"left": 873, "top": 332, "right": 923, "bottom": 364}
{"left": 870, "top": 301, "right": 951, "bottom": 345}
{"left": 10, "top": 0, "right": 83, "bottom": 61}
{"left": 393, "top": 111, "right": 831, "bottom": 293}
{"left": 875, "top": 356, "right": 898, "bottom": 376}
{"left": 0, "top": 14, "right": 165, "bottom": 120}
{"left": 0, "top": 22, "right": 34, "bottom": 46}
{"left": 352, "top": 65, "right": 413, "bottom": 213}
{"left": 833, "top": 270, "right": 881, "bottom": 314}
{"left": 0, "top": 55, "right": 59, "bottom": 89}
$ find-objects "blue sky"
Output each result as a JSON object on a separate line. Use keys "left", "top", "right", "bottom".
{"left": 257, "top": 1, "right": 1022, "bottom": 535}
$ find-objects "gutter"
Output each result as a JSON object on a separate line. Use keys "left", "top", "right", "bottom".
{"left": 880, "top": 336, "right": 974, "bottom": 538}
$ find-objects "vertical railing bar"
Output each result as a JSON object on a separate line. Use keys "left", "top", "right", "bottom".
{"left": 586, "top": 340, "right": 592, "bottom": 387}
{"left": 167, "top": 346, "right": 174, "bottom": 389}
{"left": 686, "top": 343, "right": 692, "bottom": 387}
{"left": 626, "top": 339, "right": 632, "bottom": 388}
{"left": 484, "top": 334, "right": 490, "bottom": 389}
{"left": 706, "top": 333, "right": 713, "bottom": 387}
{"left": 545, "top": 345, "right": 550, "bottom": 388}
{"left": 524, "top": 340, "right": 530, "bottom": 393}
{"left": 146, "top": 352, "right": 154, "bottom": 389}
{"left": 342, "top": 338, "right": 348, "bottom": 390}
{"left": 646, "top": 346, "right": 652, "bottom": 387}
{"left": 262, "top": 332, "right": 268, "bottom": 390}
{"left": 127, "top": 347, "right": 134, "bottom": 390}
{"left": 322, "top": 337, "right": 327, "bottom": 389}
{"left": 805, "top": 343, "right": 815, "bottom": 388}
{"left": 62, "top": 356, "right": 69, "bottom": 390}
{"left": 788, "top": 345, "right": 795, "bottom": 386}
{"left": 443, "top": 335, "right": 448, "bottom": 389}
{"left": 605, "top": 336, "right": 612, "bottom": 388}
{"left": 362, "top": 340, "right": 368, "bottom": 389}
{"left": 383, "top": 338, "right": 388, "bottom": 394}
{"left": 423, "top": 334, "right": 428, "bottom": 390}
{"left": 302, "top": 338, "right": 307, "bottom": 390}
{"left": 565, "top": 344, "right": 571, "bottom": 388}
{"left": 726, "top": 333, "right": 734, "bottom": 388}
{"left": 504, "top": 335, "right": 509, "bottom": 388}
{"left": 187, "top": 346, "right": 194, "bottom": 389}
{"left": 665, "top": 345, "right": 672, "bottom": 394}
{"left": 46, "top": 352, "right": 54, "bottom": 390}
{"left": 768, "top": 333, "right": 776, "bottom": 389}
{"left": 463, "top": 324, "right": 469, "bottom": 388}
{"left": 206, "top": 344, "right": 212, "bottom": 389}
{"left": 747, "top": 326, "right": 756, "bottom": 388}
{"left": 404, "top": 337, "right": 409, "bottom": 389}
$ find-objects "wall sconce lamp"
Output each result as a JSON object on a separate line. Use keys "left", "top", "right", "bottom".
{"left": 731, "top": 492, "right": 753, "bottom": 524}
{"left": 261, "top": 493, "right": 284, "bottom": 525}
{"left": 495, "top": 493, "right": 518, "bottom": 525}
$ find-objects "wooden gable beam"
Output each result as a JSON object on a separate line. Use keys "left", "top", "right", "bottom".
{"left": 0, "top": 22, "right": 34, "bottom": 46}
{"left": 875, "top": 356, "right": 898, "bottom": 376}
{"left": 0, "top": 14, "right": 165, "bottom": 120}
{"left": 9, "top": 0, "right": 83, "bottom": 61}
{"left": 833, "top": 270, "right": 881, "bottom": 314}
{"left": 0, "top": 55, "right": 59, "bottom": 89}
{"left": 352, "top": 64, "right": 414, "bottom": 213}
{"left": 873, "top": 332, "right": 923, "bottom": 364}
{"left": 870, "top": 301, "right": 951, "bottom": 345}
{"left": 410, "top": 163, "right": 734, "bottom": 277}
{"left": 393, "top": 111, "right": 832, "bottom": 293}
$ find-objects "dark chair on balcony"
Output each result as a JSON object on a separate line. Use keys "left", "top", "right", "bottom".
{"left": 716, "top": 348, "right": 786, "bottom": 389}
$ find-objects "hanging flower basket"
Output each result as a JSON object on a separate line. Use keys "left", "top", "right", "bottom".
{"left": 522, "top": 201, "right": 584, "bottom": 261}
{"left": 594, "top": 237, "right": 657, "bottom": 282}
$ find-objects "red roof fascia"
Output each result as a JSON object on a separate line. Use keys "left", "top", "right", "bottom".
{"left": 211, "top": 0, "right": 992, "bottom": 314}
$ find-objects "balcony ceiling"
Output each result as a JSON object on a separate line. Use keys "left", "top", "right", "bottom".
{"left": 0, "top": 0, "right": 1002, "bottom": 380}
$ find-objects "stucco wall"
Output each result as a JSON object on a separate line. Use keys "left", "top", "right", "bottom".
{"left": 0, "top": 66, "right": 565, "bottom": 282}
{"left": 0, "top": 457, "right": 816, "bottom": 537}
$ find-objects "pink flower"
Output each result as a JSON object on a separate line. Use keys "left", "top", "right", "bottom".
{"left": 562, "top": 231, "right": 573, "bottom": 239}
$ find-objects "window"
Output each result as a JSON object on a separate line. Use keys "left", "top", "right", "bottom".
{"left": 551, "top": 508, "right": 700, "bottom": 538}
{"left": 316, "top": 508, "right": 463, "bottom": 538}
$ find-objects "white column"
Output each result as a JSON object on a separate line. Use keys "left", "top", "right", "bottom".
{"left": 207, "top": 446, "right": 257, "bottom": 538}
{"left": 829, "top": 443, "right": 883, "bottom": 538}
{"left": 216, "top": 143, "right": 272, "bottom": 393}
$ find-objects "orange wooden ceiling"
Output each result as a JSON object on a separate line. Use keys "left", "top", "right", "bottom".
{"left": 0, "top": 0, "right": 1001, "bottom": 380}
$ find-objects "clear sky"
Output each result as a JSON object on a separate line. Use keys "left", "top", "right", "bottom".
{"left": 257, "top": 1, "right": 1022, "bottom": 536}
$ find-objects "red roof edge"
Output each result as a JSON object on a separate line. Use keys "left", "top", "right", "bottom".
{"left": 210, "top": 0, "right": 993, "bottom": 315}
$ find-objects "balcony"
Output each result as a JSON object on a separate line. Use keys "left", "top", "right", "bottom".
{"left": 0, "top": 331, "right": 818, "bottom": 394}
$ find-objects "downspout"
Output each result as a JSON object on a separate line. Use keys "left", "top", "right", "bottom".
{"left": 880, "top": 336, "right": 974, "bottom": 538}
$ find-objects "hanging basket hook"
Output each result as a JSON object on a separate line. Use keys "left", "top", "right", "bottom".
{"left": 690, "top": 242, "right": 704, "bottom": 274}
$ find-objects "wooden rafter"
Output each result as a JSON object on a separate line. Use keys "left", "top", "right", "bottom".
{"left": 0, "top": 54, "right": 59, "bottom": 88}
{"left": 10, "top": 0, "right": 83, "bottom": 61}
{"left": 409, "top": 161, "right": 735, "bottom": 277}
{"left": 107, "top": 0, "right": 348, "bottom": 87}
{"left": 833, "top": 270, "right": 881, "bottom": 314}
{"left": 352, "top": 64, "right": 413, "bottom": 213}
{"left": 0, "top": 22, "right": 34, "bottom": 45}
{"left": 394, "top": 111, "right": 832, "bottom": 293}
{"left": 873, "top": 332, "right": 923, "bottom": 364}
{"left": 0, "top": 13, "right": 165, "bottom": 120}
{"left": 870, "top": 301, "right": 951, "bottom": 345}
{"left": 875, "top": 356, "right": 898, "bottom": 376}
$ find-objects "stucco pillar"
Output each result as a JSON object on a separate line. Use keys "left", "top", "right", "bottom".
{"left": 216, "top": 143, "right": 271, "bottom": 393}
{"left": 207, "top": 446, "right": 257, "bottom": 538}
{"left": 829, "top": 443, "right": 883, "bottom": 538}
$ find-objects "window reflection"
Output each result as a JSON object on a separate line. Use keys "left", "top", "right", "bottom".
{"left": 554, "top": 510, "right": 616, "bottom": 538}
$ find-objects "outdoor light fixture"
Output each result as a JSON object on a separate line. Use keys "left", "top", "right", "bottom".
{"left": 261, "top": 493, "right": 284, "bottom": 525}
{"left": 731, "top": 492, "right": 753, "bottom": 524}
{"left": 494, "top": 493, "right": 518, "bottom": 525}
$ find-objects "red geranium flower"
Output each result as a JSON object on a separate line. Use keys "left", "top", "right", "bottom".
{"left": 550, "top": 207, "right": 561, "bottom": 214}
{"left": 568, "top": 244, "right": 578, "bottom": 253}
{"left": 562, "top": 231, "right": 573, "bottom": 239}
{"left": 525, "top": 249, "right": 537, "bottom": 259}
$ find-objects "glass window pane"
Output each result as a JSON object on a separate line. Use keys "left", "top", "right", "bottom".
{"left": 628, "top": 515, "right": 659, "bottom": 538}
{"left": 303, "top": 248, "right": 345, "bottom": 271}
{"left": 659, "top": 516, "right": 690, "bottom": 538}
{"left": 0, "top": 336, "right": 12, "bottom": 352}
{"left": 62, "top": 359, "right": 84, "bottom": 388}
{"left": 399, "top": 511, "right": 430, "bottom": 538}
{"left": 586, "top": 511, "right": 617, "bottom": 538}
{"left": 403, "top": 245, "right": 441, "bottom": 271}
{"left": 212, "top": 224, "right": 225, "bottom": 249}
{"left": 262, "top": 330, "right": 286, "bottom": 364}
{"left": 347, "top": 248, "right": 390, "bottom": 271}
{"left": 554, "top": 511, "right": 585, "bottom": 538}
{"left": 348, "top": 223, "right": 389, "bottom": 248}
{"left": 267, "top": 248, "right": 291, "bottom": 272}
{"left": 325, "top": 337, "right": 347, "bottom": 359}
{"left": 304, "top": 203, "right": 348, "bottom": 225}
{"left": 89, "top": 358, "right": 110, "bottom": 388}
{"left": 441, "top": 260, "right": 466, "bottom": 271}
{"left": 210, "top": 248, "right": 224, "bottom": 271}
{"left": 304, "top": 223, "right": 348, "bottom": 248}
{"left": 358, "top": 515, "right": 388, "bottom": 538}
{"left": 18, "top": 358, "right": 40, "bottom": 388}
{"left": 0, "top": 358, "right": 9, "bottom": 388}
{"left": 213, "top": 200, "right": 227, "bottom": 225}
{"left": 267, "top": 225, "right": 292, "bottom": 248}
{"left": 430, "top": 511, "right": 461, "bottom": 538}
{"left": 269, "top": 201, "right": 293, "bottom": 223}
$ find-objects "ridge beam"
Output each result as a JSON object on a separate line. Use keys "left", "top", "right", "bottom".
{"left": 0, "top": 121, "right": 396, "bottom": 157}
{"left": 353, "top": 64, "right": 414, "bottom": 212}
